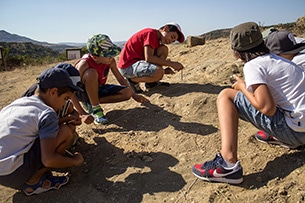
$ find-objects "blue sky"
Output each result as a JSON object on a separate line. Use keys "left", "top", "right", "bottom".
{"left": 1, "top": 0, "right": 304, "bottom": 43}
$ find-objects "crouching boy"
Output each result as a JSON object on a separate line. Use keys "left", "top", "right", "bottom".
{"left": 0, "top": 67, "right": 84, "bottom": 195}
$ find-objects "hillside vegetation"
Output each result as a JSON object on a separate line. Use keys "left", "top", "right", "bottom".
{"left": 0, "top": 16, "right": 304, "bottom": 71}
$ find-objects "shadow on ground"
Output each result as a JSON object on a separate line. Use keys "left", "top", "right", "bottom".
{"left": 12, "top": 137, "right": 186, "bottom": 203}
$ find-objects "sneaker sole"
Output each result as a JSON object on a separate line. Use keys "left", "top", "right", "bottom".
{"left": 94, "top": 120, "right": 109, "bottom": 125}
{"left": 192, "top": 171, "right": 243, "bottom": 184}
{"left": 255, "top": 135, "right": 291, "bottom": 149}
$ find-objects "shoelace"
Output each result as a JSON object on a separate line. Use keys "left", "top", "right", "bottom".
{"left": 201, "top": 154, "right": 223, "bottom": 169}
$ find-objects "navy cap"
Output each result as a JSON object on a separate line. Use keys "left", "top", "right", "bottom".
{"left": 37, "top": 67, "right": 82, "bottom": 92}
{"left": 55, "top": 63, "right": 79, "bottom": 76}
{"left": 55, "top": 63, "right": 81, "bottom": 86}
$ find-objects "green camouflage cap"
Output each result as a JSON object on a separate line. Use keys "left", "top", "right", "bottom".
{"left": 87, "top": 34, "right": 121, "bottom": 57}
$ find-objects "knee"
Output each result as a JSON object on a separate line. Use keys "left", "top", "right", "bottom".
{"left": 67, "top": 123, "right": 76, "bottom": 133}
{"left": 153, "top": 67, "right": 165, "bottom": 81}
{"left": 217, "top": 88, "right": 236, "bottom": 105}
{"left": 82, "top": 68, "right": 98, "bottom": 84}
{"left": 122, "top": 87, "right": 133, "bottom": 99}
{"left": 59, "top": 124, "right": 74, "bottom": 141}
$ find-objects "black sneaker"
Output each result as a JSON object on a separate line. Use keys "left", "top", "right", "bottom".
{"left": 192, "top": 153, "right": 243, "bottom": 184}
{"left": 127, "top": 78, "right": 143, "bottom": 93}
{"left": 145, "top": 81, "right": 170, "bottom": 89}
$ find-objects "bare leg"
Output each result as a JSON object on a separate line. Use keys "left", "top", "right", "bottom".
{"left": 26, "top": 123, "right": 72, "bottom": 184}
{"left": 217, "top": 88, "right": 239, "bottom": 163}
{"left": 130, "top": 45, "right": 169, "bottom": 83}
{"left": 26, "top": 168, "right": 50, "bottom": 185}
{"left": 55, "top": 124, "right": 73, "bottom": 155}
{"left": 82, "top": 68, "right": 100, "bottom": 106}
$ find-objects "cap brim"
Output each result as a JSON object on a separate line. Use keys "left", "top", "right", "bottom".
{"left": 178, "top": 31, "right": 185, "bottom": 43}
{"left": 282, "top": 43, "right": 305, "bottom": 55}
{"left": 70, "top": 76, "right": 81, "bottom": 86}
{"left": 103, "top": 45, "right": 121, "bottom": 57}
{"left": 68, "top": 84, "right": 83, "bottom": 92}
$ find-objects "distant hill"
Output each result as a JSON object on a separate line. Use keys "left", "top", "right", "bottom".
{"left": 0, "top": 30, "right": 77, "bottom": 53}
{"left": 0, "top": 30, "right": 42, "bottom": 43}
{"left": 0, "top": 30, "right": 126, "bottom": 52}
{"left": 0, "top": 42, "right": 60, "bottom": 58}
{"left": 200, "top": 22, "right": 297, "bottom": 40}
{"left": 58, "top": 42, "right": 87, "bottom": 47}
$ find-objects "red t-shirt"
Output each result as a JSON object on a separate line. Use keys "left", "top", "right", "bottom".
{"left": 80, "top": 54, "right": 110, "bottom": 85}
{"left": 118, "top": 28, "right": 160, "bottom": 69}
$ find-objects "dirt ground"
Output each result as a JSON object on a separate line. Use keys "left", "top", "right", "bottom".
{"left": 1, "top": 38, "right": 305, "bottom": 203}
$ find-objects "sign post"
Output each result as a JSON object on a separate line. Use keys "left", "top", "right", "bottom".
{"left": 66, "top": 48, "right": 82, "bottom": 60}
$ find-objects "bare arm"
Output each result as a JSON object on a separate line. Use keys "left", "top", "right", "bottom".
{"left": 109, "top": 59, "right": 131, "bottom": 86}
{"left": 40, "top": 138, "right": 84, "bottom": 168}
{"left": 144, "top": 45, "right": 184, "bottom": 71}
{"left": 232, "top": 75, "right": 276, "bottom": 116}
{"left": 110, "top": 59, "right": 149, "bottom": 103}
{"left": 57, "top": 102, "right": 81, "bottom": 125}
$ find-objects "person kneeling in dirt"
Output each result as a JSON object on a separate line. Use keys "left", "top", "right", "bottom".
{"left": 254, "top": 29, "right": 305, "bottom": 146}
{"left": 192, "top": 22, "right": 305, "bottom": 184}
{"left": 117, "top": 22, "right": 185, "bottom": 93}
{"left": 22, "top": 63, "right": 95, "bottom": 147}
{"left": 75, "top": 34, "right": 148, "bottom": 125}
{"left": 0, "top": 67, "right": 84, "bottom": 195}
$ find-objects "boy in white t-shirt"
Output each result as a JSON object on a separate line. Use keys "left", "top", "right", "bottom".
{"left": 255, "top": 30, "right": 305, "bottom": 145}
{"left": 0, "top": 68, "right": 84, "bottom": 195}
{"left": 192, "top": 22, "right": 305, "bottom": 185}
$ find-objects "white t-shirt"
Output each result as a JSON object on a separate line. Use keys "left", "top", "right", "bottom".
{"left": 294, "top": 37, "right": 305, "bottom": 54}
{"left": 0, "top": 96, "right": 59, "bottom": 175}
{"left": 293, "top": 53, "right": 305, "bottom": 71}
{"left": 244, "top": 53, "right": 305, "bottom": 132}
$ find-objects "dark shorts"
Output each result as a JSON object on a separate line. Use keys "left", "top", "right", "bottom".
{"left": 77, "top": 83, "right": 127, "bottom": 103}
{"left": 98, "top": 84, "right": 126, "bottom": 97}
{"left": 0, "top": 139, "right": 44, "bottom": 188}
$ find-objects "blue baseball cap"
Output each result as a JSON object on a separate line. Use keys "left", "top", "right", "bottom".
{"left": 37, "top": 67, "right": 82, "bottom": 92}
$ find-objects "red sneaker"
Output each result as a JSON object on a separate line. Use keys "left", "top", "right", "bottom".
{"left": 255, "top": 130, "right": 290, "bottom": 148}
{"left": 192, "top": 153, "right": 243, "bottom": 184}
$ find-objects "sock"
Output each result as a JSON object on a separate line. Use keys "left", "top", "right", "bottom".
{"left": 223, "top": 159, "right": 235, "bottom": 168}
{"left": 92, "top": 105, "right": 101, "bottom": 109}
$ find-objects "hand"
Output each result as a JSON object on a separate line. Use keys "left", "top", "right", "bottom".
{"left": 231, "top": 74, "right": 246, "bottom": 91}
{"left": 66, "top": 115, "right": 82, "bottom": 126}
{"left": 132, "top": 94, "right": 150, "bottom": 104}
{"left": 72, "top": 152, "right": 84, "bottom": 166}
{"left": 170, "top": 61, "right": 184, "bottom": 71}
{"left": 164, "top": 67, "right": 175, "bottom": 75}
{"left": 80, "top": 114, "right": 94, "bottom": 125}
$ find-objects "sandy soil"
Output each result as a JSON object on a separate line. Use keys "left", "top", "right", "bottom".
{"left": 1, "top": 38, "right": 305, "bottom": 203}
